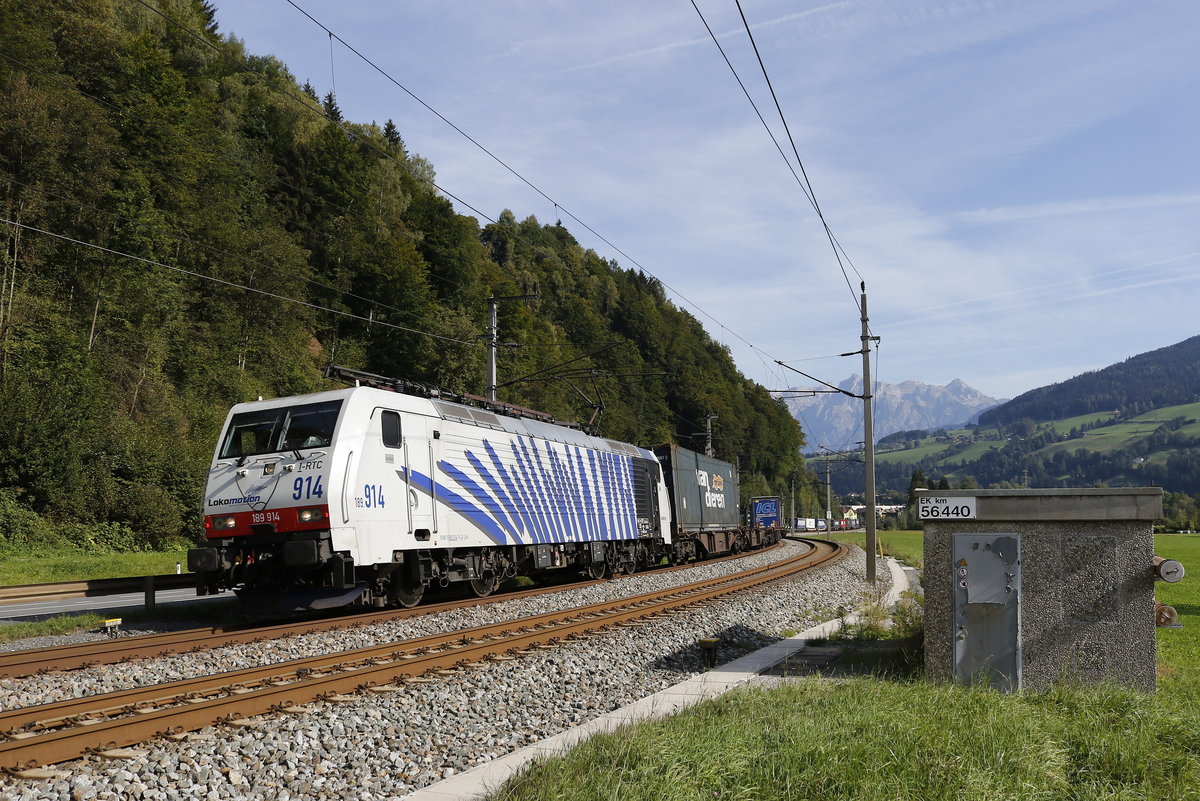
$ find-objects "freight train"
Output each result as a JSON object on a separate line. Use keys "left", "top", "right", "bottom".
{"left": 187, "top": 367, "right": 782, "bottom": 612}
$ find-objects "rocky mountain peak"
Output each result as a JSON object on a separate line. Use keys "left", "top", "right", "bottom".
{"left": 786, "top": 375, "right": 1005, "bottom": 452}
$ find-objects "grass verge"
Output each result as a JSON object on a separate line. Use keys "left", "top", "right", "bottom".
{"left": 491, "top": 535, "right": 1200, "bottom": 801}
{"left": 831, "top": 529, "right": 924, "bottom": 568}
{"left": 0, "top": 550, "right": 190, "bottom": 586}
{"left": 493, "top": 679, "right": 1200, "bottom": 801}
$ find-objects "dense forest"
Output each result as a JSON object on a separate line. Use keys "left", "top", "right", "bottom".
{"left": 0, "top": 0, "right": 820, "bottom": 552}
{"left": 979, "top": 335, "right": 1200, "bottom": 425}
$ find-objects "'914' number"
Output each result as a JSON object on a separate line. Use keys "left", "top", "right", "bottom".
{"left": 360, "top": 484, "right": 386, "bottom": 509}
{"left": 292, "top": 475, "right": 324, "bottom": 500}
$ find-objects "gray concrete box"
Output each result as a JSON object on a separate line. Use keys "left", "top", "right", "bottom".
{"left": 920, "top": 488, "right": 1163, "bottom": 692}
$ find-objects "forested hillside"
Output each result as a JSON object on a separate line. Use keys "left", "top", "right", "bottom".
{"left": 0, "top": 0, "right": 819, "bottom": 550}
{"left": 979, "top": 335, "right": 1200, "bottom": 425}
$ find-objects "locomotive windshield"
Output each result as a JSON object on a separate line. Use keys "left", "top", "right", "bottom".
{"left": 218, "top": 400, "right": 343, "bottom": 460}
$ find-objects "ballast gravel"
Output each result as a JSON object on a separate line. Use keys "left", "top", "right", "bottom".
{"left": 0, "top": 542, "right": 885, "bottom": 800}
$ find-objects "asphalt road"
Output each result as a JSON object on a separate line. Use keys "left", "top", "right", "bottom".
{"left": 0, "top": 588, "right": 232, "bottom": 622}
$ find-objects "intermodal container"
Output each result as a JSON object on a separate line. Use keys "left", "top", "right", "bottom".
{"left": 751, "top": 496, "right": 782, "bottom": 528}
{"left": 653, "top": 444, "right": 740, "bottom": 533}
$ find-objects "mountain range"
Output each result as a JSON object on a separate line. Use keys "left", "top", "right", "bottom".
{"left": 786, "top": 376, "right": 1005, "bottom": 453}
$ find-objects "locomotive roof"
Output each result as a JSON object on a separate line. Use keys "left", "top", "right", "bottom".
{"left": 228, "top": 386, "right": 653, "bottom": 459}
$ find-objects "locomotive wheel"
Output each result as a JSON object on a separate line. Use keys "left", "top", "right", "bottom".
{"left": 470, "top": 572, "right": 498, "bottom": 597}
{"left": 588, "top": 560, "right": 608, "bottom": 580}
{"left": 393, "top": 582, "right": 425, "bottom": 608}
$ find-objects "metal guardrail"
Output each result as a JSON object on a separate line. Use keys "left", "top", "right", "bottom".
{"left": 0, "top": 574, "right": 195, "bottom": 606}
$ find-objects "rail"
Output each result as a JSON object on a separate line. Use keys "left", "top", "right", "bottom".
{"left": 0, "top": 543, "right": 785, "bottom": 678}
{"left": 0, "top": 539, "right": 844, "bottom": 772}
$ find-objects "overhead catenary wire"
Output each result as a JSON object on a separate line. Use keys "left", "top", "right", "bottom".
{"left": 124, "top": 0, "right": 790, "bottom": 393}
{"left": 732, "top": 0, "right": 864, "bottom": 303}
{"left": 130, "top": 0, "right": 498, "bottom": 227}
{"left": 689, "top": 1, "right": 863, "bottom": 312}
{"left": 0, "top": 218, "right": 481, "bottom": 348}
{"left": 280, "top": 0, "right": 789, "bottom": 382}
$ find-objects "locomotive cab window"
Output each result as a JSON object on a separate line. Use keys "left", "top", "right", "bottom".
{"left": 381, "top": 411, "right": 402, "bottom": 448}
{"left": 219, "top": 400, "right": 343, "bottom": 459}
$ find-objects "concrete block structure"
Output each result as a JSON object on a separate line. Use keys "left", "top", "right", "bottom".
{"left": 921, "top": 488, "right": 1163, "bottom": 692}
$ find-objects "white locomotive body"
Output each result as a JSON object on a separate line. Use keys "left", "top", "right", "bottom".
{"left": 188, "top": 374, "right": 675, "bottom": 610}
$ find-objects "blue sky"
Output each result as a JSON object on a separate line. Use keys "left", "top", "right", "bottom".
{"left": 212, "top": 1, "right": 1200, "bottom": 401}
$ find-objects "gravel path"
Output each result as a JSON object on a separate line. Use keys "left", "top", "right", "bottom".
{"left": 0, "top": 541, "right": 885, "bottom": 800}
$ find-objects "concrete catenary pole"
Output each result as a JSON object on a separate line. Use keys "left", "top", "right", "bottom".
{"left": 860, "top": 281, "right": 879, "bottom": 585}
{"left": 486, "top": 298, "right": 499, "bottom": 402}
{"left": 486, "top": 294, "right": 538, "bottom": 402}
{"left": 825, "top": 461, "right": 834, "bottom": 537}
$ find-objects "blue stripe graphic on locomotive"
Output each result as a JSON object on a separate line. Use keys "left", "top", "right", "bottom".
{"left": 519, "top": 438, "right": 558, "bottom": 541}
{"left": 547, "top": 445, "right": 568, "bottom": 539}
{"left": 612, "top": 452, "right": 628, "bottom": 538}
{"left": 599, "top": 452, "right": 616, "bottom": 537}
{"left": 396, "top": 467, "right": 508, "bottom": 545}
{"left": 462, "top": 451, "right": 523, "bottom": 542}
{"left": 622, "top": 456, "right": 636, "bottom": 534}
{"left": 572, "top": 447, "right": 594, "bottom": 540}
{"left": 510, "top": 439, "right": 550, "bottom": 543}
{"left": 438, "top": 461, "right": 522, "bottom": 544}
{"left": 532, "top": 441, "right": 566, "bottom": 541}
{"left": 567, "top": 447, "right": 588, "bottom": 539}
{"left": 484, "top": 440, "right": 540, "bottom": 544}
{"left": 550, "top": 444, "right": 578, "bottom": 541}
{"left": 539, "top": 442, "right": 563, "bottom": 541}
{"left": 588, "top": 450, "right": 607, "bottom": 540}
{"left": 399, "top": 435, "right": 640, "bottom": 546}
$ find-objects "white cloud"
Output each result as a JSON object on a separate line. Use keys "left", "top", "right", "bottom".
{"left": 212, "top": 1, "right": 1200, "bottom": 399}
{"left": 956, "top": 194, "right": 1200, "bottom": 225}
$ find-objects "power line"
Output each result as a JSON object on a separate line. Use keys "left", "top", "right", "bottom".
{"left": 0, "top": 218, "right": 481, "bottom": 347}
{"left": 732, "top": 0, "right": 864, "bottom": 303}
{"left": 131, "top": 0, "right": 791, "bottom": 392}
{"left": 280, "top": 0, "right": 787, "bottom": 374}
{"left": 0, "top": 174, "right": 439, "bottom": 325}
{"left": 689, "top": 1, "right": 862, "bottom": 311}
{"left": 130, "top": 0, "right": 498, "bottom": 227}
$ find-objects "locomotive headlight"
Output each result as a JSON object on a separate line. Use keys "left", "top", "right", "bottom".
{"left": 210, "top": 516, "right": 238, "bottom": 530}
{"left": 297, "top": 506, "right": 328, "bottom": 523}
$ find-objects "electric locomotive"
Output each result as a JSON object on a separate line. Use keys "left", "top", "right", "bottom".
{"left": 188, "top": 367, "right": 686, "bottom": 611}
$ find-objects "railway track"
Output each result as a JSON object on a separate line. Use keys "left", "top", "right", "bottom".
{"left": 0, "top": 543, "right": 786, "bottom": 679}
{"left": 0, "top": 539, "right": 843, "bottom": 774}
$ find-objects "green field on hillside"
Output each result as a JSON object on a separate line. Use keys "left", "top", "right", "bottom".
{"left": 869, "top": 399, "right": 1200, "bottom": 489}
{"left": 1042, "top": 410, "right": 1120, "bottom": 433}
{"left": 874, "top": 441, "right": 949, "bottom": 464}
